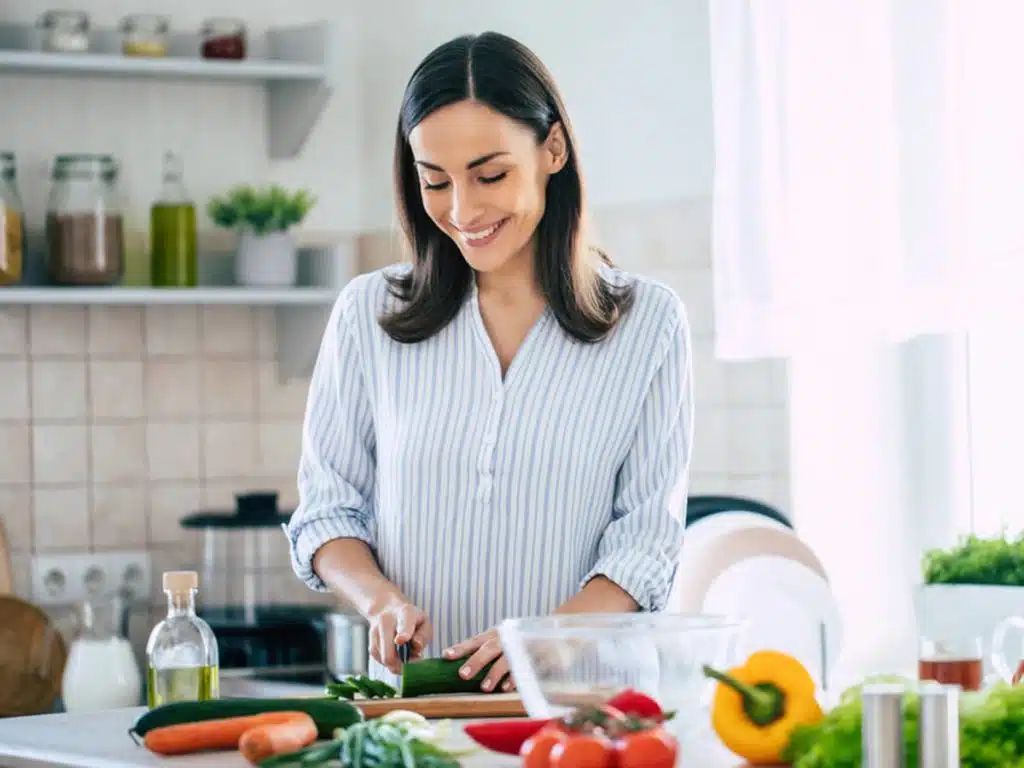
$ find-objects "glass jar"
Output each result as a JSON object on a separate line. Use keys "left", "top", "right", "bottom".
{"left": 120, "top": 14, "right": 169, "bottom": 57}
{"left": 200, "top": 17, "right": 246, "bottom": 60}
{"left": 46, "top": 154, "right": 125, "bottom": 286}
{"left": 37, "top": 10, "right": 90, "bottom": 53}
{"left": 0, "top": 153, "right": 25, "bottom": 287}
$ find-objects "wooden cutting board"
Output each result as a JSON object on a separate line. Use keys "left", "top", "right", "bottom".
{"left": 353, "top": 693, "right": 527, "bottom": 719}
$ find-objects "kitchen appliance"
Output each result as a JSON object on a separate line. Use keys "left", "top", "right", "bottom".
{"left": 179, "top": 491, "right": 368, "bottom": 687}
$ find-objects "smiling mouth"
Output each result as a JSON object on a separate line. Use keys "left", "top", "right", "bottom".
{"left": 457, "top": 217, "right": 509, "bottom": 245}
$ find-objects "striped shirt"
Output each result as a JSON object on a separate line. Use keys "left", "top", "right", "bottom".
{"left": 285, "top": 262, "right": 694, "bottom": 683}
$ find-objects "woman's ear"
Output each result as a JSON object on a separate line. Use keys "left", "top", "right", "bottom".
{"left": 544, "top": 122, "right": 569, "bottom": 174}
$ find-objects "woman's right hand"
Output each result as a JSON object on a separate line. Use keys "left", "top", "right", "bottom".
{"left": 368, "top": 597, "right": 433, "bottom": 674}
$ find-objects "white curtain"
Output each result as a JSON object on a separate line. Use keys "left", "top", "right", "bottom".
{"left": 708, "top": 0, "right": 1024, "bottom": 679}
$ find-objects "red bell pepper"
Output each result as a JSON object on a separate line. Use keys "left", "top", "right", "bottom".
{"left": 463, "top": 719, "right": 552, "bottom": 754}
{"left": 606, "top": 689, "right": 664, "bottom": 719}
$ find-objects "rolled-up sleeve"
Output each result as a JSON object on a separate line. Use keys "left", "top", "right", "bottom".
{"left": 581, "top": 300, "right": 693, "bottom": 612}
{"left": 286, "top": 285, "right": 377, "bottom": 592}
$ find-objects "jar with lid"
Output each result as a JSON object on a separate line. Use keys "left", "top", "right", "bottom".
{"left": 46, "top": 154, "right": 125, "bottom": 286}
{"left": 37, "top": 10, "right": 90, "bottom": 53}
{"left": 120, "top": 14, "right": 169, "bottom": 57}
{"left": 0, "top": 152, "right": 25, "bottom": 286}
{"left": 200, "top": 18, "right": 246, "bottom": 60}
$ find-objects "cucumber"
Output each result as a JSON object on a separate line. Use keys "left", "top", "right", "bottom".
{"left": 128, "top": 697, "right": 363, "bottom": 741}
{"left": 327, "top": 675, "right": 397, "bottom": 700}
{"left": 399, "top": 656, "right": 498, "bottom": 698}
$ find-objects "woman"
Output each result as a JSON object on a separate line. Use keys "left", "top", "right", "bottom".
{"left": 286, "top": 31, "right": 693, "bottom": 691}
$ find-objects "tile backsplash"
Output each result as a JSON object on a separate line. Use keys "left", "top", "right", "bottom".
{"left": 0, "top": 199, "right": 790, "bottom": 622}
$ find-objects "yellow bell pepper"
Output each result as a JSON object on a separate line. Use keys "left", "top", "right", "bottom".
{"left": 703, "top": 650, "right": 825, "bottom": 765}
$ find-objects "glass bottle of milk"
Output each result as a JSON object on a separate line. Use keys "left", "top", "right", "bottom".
{"left": 145, "top": 570, "right": 220, "bottom": 708}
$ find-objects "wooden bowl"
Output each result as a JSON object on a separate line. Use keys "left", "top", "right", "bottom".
{"left": 0, "top": 595, "right": 67, "bottom": 717}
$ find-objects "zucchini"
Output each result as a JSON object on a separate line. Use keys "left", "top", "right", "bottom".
{"left": 128, "top": 697, "right": 363, "bottom": 742}
{"left": 399, "top": 656, "right": 498, "bottom": 698}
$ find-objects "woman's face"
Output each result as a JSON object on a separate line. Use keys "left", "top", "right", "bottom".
{"left": 408, "top": 99, "right": 567, "bottom": 278}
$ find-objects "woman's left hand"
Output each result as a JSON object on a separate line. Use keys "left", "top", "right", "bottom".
{"left": 443, "top": 628, "right": 516, "bottom": 693}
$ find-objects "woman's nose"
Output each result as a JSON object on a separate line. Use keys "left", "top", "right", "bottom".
{"left": 449, "top": 184, "right": 483, "bottom": 228}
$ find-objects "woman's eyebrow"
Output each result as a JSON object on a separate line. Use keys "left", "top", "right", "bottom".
{"left": 415, "top": 151, "right": 511, "bottom": 172}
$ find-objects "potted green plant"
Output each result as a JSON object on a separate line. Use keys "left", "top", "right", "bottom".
{"left": 207, "top": 184, "right": 316, "bottom": 287}
{"left": 916, "top": 532, "right": 1024, "bottom": 681}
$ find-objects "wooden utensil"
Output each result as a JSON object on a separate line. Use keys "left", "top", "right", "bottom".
{"left": 354, "top": 693, "right": 527, "bottom": 719}
{"left": 0, "top": 518, "right": 13, "bottom": 596}
{"left": 0, "top": 595, "right": 68, "bottom": 717}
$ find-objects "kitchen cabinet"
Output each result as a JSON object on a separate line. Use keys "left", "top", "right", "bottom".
{"left": 0, "top": 20, "right": 337, "bottom": 160}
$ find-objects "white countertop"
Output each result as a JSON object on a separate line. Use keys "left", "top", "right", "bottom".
{"left": 0, "top": 706, "right": 745, "bottom": 767}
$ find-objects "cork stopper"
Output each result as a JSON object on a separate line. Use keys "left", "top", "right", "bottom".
{"left": 162, "top": 570, "right": 198, "bottom": 593}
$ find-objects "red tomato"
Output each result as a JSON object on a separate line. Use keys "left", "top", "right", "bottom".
{"left": 520, "top": 727, "right": 567, "bottom": 768}
{"left": 550, "top": 734, "right": 614, "bottom": 768}
{"left": 615, "top": 727, "right": 678, "bottom": 768}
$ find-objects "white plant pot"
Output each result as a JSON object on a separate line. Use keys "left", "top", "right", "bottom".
{"left": 235, "top": 230, "right": 297, "bottom": 288}
{"left": 915, "top": 584, "right": 1024, "bottom": 681}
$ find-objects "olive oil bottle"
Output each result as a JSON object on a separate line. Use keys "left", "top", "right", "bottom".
{"left": 150, "top": 151, "right": 197, "bottom": 287}
{"left": 145, "top": 570, "right": 220, "bottom": 708}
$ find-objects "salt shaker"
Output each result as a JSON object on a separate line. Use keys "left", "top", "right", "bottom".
{"left": 918, "top": 683, "right": 959, "bottom": 768}
{"left": 861, "top": 683, "right": 906, "bottom": 768}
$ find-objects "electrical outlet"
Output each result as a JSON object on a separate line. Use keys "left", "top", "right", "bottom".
{"left": 31, "top": 551, "right": 152, "bottom": 606}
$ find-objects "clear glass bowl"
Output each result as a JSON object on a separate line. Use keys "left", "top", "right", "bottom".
{"left": 499, "top": 613, "right": 746, "bottom": 746}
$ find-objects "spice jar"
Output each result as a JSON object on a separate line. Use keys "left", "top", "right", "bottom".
{"left": 120, "top": 14, "right": 169, "bottom": 57}
{"left": 38, "top": 10, "right": 90, "bottom": 53}
{"left": 200, "top": 18, "right": 246, "bottom": 60}
{"left": 46, "top": 154, "right": 125, "bottom": 286}
{"left": 0, "top": 153, "right": 25, "bottom": 287}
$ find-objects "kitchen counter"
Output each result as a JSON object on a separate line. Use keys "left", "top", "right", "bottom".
{"left": 0, "top": 707, "right": 744, "bottom": 767}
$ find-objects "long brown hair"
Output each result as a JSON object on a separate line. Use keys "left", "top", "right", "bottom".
{"left": 380, "top": 31, "right": 634, "bottom": 344}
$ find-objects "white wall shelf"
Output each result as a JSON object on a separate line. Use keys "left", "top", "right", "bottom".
{"left": 0, "top": 237, "right": 357, "bottom": 382}
{"left": 0, "top": 21, "right": 337, "bottom": 159}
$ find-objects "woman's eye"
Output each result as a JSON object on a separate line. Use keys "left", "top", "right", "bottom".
{"left": 479, "top": 171, "right": 508, "bottom": 185}
{"left": 423, "top": 179, "right": 450, "bottom": 191}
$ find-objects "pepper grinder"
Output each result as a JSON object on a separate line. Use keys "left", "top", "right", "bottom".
{"left": 918, "top": 682, "right": 959, "bottom": 768}
{"left": 861, "top": 683, "right": 906, "bottom": 768}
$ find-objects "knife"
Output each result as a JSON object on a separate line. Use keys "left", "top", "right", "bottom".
{"left": 397, "top": 641, "right": 410, "bottom": 665}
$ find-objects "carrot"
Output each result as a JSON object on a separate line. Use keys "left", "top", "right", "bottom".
{"left": 239, "top": 713, "right": 318, "bottom": 765}
{"left": 143, "top": 711, "right": 312, "bottom": 756}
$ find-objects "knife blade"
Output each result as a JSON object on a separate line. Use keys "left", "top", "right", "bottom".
{"left": 397, "top": 641, "right": 410, "bottom": 665}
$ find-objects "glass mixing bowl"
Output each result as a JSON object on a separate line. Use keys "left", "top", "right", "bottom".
{"left": 499, "top": 613, "right": 747, "bottom": 746}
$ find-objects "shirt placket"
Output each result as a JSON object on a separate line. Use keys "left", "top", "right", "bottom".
{"left": 477, "top": 388, "right": 503, "bottom": 503}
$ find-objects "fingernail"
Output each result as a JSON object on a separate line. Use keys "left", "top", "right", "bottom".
{"left": 460, "top": 665, "right": 471, "bottom": 678}
{"left": 502, "top": 681, "right": 512, "bottom": 691}
{"left": 444, "top": 648, "right": 455, "bottom": 657}
{"left": 483, "top": 678, "right": 494, "bottom": 691}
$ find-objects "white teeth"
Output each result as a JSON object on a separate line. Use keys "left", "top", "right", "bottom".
{"left": 462, "top": 220, "right": 504, "bottom": 241}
